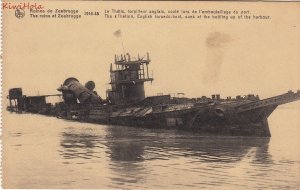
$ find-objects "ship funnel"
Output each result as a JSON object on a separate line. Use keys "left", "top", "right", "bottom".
{"left": 58, "top": 77, "right": 102, "bottom": 104}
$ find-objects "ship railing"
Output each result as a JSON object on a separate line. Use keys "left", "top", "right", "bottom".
{"left": 109, "top": 78, "right": 153, "bottom": 84}
{"left": 236, "top": 90, "right": 300, "bottom": 112}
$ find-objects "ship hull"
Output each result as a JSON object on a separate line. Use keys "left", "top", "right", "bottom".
{"left": 8, "top": 89, "right": 300, "bottom": 137}
{"left": 98, "top": 117, "right": 271, "bottom": 137}
{"left": 61, "top": 104, "right": 276, "bottom": 137}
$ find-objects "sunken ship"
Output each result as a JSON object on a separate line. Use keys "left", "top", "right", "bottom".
{"left": 7, "top": 53, "right": 300, "bottom": 137}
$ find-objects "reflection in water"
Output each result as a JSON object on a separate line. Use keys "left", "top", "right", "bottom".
{"left": 104, "top": 126, "right": 272, "bottom": 164}
{"left": 104, "top": 126, "right": 147, "bottom": 186}
{"left": 5, "top": 109, "right": 300, "bottom": 189}
{"left": 105, "top": 127, "right": 145, "bottom": 162}
{"left": 59, "top": 127, "right": 104, "bottom": 160}
{"left": 58, "top": 124, "right": 274, "bottom": 188}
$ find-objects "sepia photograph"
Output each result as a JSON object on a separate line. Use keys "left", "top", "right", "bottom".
{"left": 2, "top": 1, "right": 300, "bottom": 189}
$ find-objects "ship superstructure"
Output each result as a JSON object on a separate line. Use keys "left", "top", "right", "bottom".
{"left": 107, "top": 53, "right": 153, "bottom": 104}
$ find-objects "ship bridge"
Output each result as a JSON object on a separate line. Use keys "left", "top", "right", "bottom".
{"left": 107, "top": 53, "right": 154, "bottom": 104}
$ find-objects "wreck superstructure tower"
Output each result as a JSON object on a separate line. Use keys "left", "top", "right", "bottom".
{"left": 107, "top": 53, "right": 153, "bottom": 104}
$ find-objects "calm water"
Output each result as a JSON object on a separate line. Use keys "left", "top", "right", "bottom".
{"left": 2, "top": 103, "right": 300, "bottom": 189}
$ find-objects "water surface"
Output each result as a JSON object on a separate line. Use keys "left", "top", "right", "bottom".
{"left": 2, "top": 103, "right": 300, "bottom": 189}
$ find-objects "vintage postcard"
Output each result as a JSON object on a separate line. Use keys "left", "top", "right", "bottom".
{"left": 1, "top": 1, "right": 300, "bottom": 189}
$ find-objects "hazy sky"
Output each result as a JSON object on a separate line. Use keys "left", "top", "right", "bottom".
{"left": 3, "top": 1, "right": 300, "bottom": 100}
